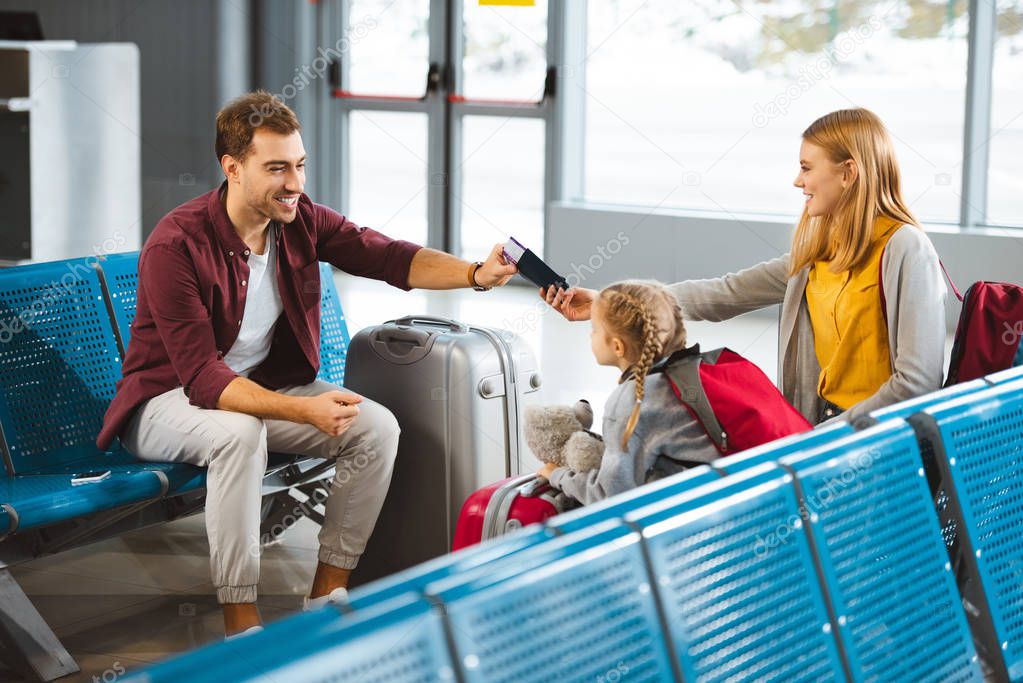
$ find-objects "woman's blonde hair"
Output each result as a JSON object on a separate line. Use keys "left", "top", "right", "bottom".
{"left": 597, "top": 280, "right": 687, "bottom": 450}
{"left": 790, "top": 108, "right": 919, "bottom": 275}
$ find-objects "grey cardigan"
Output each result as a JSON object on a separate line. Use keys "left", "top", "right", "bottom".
{"left": 547, "top": 373, "right": 719, "bottom": 505}
{"left": 668, "top": 225, "right": 948, "bottom": 425}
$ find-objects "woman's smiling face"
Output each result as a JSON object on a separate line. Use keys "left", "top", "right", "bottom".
{"left": 793, "top": 140, "right": 852, "bottom": 217}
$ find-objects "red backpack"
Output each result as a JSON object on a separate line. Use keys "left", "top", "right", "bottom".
{"left": 944, "top": 282, "right": 1023, "bottom": 385}
{"left": 652, "top": 346, "right": 812, "bottom": 456}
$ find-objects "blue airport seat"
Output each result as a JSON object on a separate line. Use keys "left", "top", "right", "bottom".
{"left": 985, "top": 363, "right": 1023, "bottom": 385}
{"left": 0, "top": 258, "right": 133, "bottom": 474}
{"left": 316, "top": 262, "right": 350, "bottom": 386}
{"left": 711, "top": 419, "right": 854, "bottom": 475}
{"left": 96, "top": 253, "right": 354, "bottom": 494}
{"left": 344, "top": 524, "right": 554, "bottom": 612}
{"left": 100, "top": 253, "right": 350, "bottom": 386}
{"left": 0, "top": 258, "right": 178, "bottom": 532}
{"left": 861, "top": 378, "right": 991, "bottom": 426}
{"left": 782, "top": 421, "right": 981, "bottom": 682}
{"left": 427, "top": 521, "right": 677, "bottom": 683}
{"left": 0, "top": 468, "right": 168, "bottom": 535}
{"left": 859, "top": 379, "right": 996, "bottom": 561}
{"left": 549, "top": 464, "right": 723, "bottom": 534}
{"left": 628, "top": 463, "right": 846, "bottom": 681}
{"left": 96, "top": 251, "right": 140, "bottom": 351}
{"left": 125, "top": 594, "right": 451, "bottom": 683}
{"left": 909, "top": 379, "right": 1023, "bottom": 681}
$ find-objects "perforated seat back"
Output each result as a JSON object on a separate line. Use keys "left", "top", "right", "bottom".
{"left": 630, "top": 464, "right": 845, "bottom": 682}
{"left": 97, "top": 251, "right": 140, "bottom": 352}
{"left": 126, "top": 595, "right": 453, "bottom": 683}
{"left": 0, "top": 259, "right": 124, "bottom": 473}
{"left": 100, "top": 254, "right": 351, "bottom": 386}
{"left": 316, "top": 262, "right": 350, "bottom": 386}
{"left": 915, "top": 380, "right": 1023, "bottom": 681}
{"left": 783, "top": 421, "right": 981, "bottom": 682}
{"left": 429, "top": 522, "right": 677, "bottom": 683}
{"left": 712, "top": 419, "right": 854, "bottom": 475}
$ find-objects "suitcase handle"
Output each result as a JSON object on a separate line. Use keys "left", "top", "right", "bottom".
{"left": 375, "top": 326, "right": 433, "bottom": 346}
{"left": 370, "top": 325, "right": 437, "bottom": 364}
{"left": 518, "top": 476, "right": 551, "bottom": 498}
{"left": 391, "top": 315, "right": 470, "bottom": 334}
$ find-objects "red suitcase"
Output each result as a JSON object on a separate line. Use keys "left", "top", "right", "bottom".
{"left": 452, "top": 474, "right": 566, "bottom": 551}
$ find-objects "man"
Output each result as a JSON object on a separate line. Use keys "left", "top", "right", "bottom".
{"left": 97, "top": 91, "right": 516, "bottom": 636}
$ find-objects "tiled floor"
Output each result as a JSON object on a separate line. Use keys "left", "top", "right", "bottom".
{"left": 1, "top": 273, "right": 781, "bottom": 682}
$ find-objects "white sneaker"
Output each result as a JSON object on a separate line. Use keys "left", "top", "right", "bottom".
{"left": 225, "top": 625, "right": 263, "bottom": 641}
{"left": 303, "top": 586, "right": 348, "bottom": 612}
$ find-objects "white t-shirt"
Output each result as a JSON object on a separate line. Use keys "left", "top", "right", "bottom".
{"left": 223, "top": 226, "right": 284, "bottom": 377}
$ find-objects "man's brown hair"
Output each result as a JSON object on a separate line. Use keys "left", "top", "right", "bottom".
{"left": 215, "top": 90, "right": 301, "bottom": 164}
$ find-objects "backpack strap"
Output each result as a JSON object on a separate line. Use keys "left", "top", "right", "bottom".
{"left": 662, "top": 353, "right": 729, "bottom": 453}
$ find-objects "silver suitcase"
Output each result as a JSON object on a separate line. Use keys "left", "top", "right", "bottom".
{"left": 345, "top": 315, "right": 542, "bottom": 584}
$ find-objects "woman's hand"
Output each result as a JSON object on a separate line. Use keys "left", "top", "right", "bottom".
{"left": 537, "top": 462, "right": 558, "bottom": 480}
{"left": 540, "top": 285, "right": 596, "bottom": 321}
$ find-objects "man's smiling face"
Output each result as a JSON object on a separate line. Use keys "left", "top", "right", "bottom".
{"left": 235, "top": 128, "right": 307, "bottom": 224}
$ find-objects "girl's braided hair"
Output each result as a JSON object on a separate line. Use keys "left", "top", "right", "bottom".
{"left": 597, "top": 280, "right": 687, "bottom": 449}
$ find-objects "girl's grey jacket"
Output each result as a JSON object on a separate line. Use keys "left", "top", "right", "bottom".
{"left": 549, "top": 225, "right": 948, "bottom": 505}
{"left": 547, "top": 370, "right": 719, "bottom": 505}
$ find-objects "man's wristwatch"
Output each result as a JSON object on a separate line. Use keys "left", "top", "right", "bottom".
{"left": 468, "top": 261, "right": 491, "bottom": 292}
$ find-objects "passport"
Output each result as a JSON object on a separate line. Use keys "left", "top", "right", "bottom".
{"left": 502, "top": 237, "right": 569, "bottom": 291}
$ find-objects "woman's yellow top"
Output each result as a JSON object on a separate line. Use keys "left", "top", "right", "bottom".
{"left": 806, "top": 217, "right": 902, "bottom": 410}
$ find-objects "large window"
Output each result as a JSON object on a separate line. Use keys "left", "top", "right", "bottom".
{"left": 318, "top": 0, "right": 1021, "bottom": 258}
{"left": 459, "top": 117, "right": 546, "bottom": 258}
{"left": 348, "top": 111, "right": 429, "bottom": 245}
{"left": 330, "top": 0, "right": 551, "bottom": 258}
{"left": 585, "top": 1, "right": 970, "bottom": 223}
{"left": 456, "top": 1, "right": 549, "bottom": 258}
{"left": 347, "top": 0, "right": 430, "bottom": 97}
{"left": 988, "top": 0, "right": 1023, "bottom": 227}
{"left": 462, "top": 0, "right": 548, "bottom": 100}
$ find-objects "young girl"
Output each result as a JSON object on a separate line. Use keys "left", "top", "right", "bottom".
{"left": 537, "top": 280, "right": 719, "bottom": 505}
{"left": 544, "top": 108, "right": 947, "bottom": 426}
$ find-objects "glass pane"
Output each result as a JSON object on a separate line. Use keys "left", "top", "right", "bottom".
{"left": 349, "top": 111, "right": 428, "bottom": 245}
{"left": 459, "top": 116, "right": 545, "bottom": 260}
{"left": 585, "top": 1, "right": 969, "bottom": 223}
{"left": 988, "top": 0, "right": 1023, "bottom": 227}
{"left": 462, "top": 0, "right": 548, "bottom": 100}
{"left": 348, "top": 0, "right": 430, "bottom": 97}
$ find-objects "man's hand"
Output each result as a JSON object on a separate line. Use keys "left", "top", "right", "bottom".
{"left": 541, "top": 285, "right": 596, "bottom": 322}
{"left": 473, "top": 243, "right": 518, "bottom": 288}
{"left": 301, "top": 391, "right": 363, "bottom": 437}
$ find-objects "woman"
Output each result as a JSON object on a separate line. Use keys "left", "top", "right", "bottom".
{"left": 544, "top": 108, "right": 948, "bottom": 425}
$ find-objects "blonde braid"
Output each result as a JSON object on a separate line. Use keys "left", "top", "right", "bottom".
{"left": 621, "top": 296, "right": 662, "bottom": 450}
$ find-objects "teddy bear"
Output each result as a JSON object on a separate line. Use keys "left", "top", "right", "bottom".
{"left": 524, "top": 399, "right": 605, "bottom": 473}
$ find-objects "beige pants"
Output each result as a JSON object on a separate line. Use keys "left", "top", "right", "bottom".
{"left": 122, "top": 380, "right": 400, "bottom": 604}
